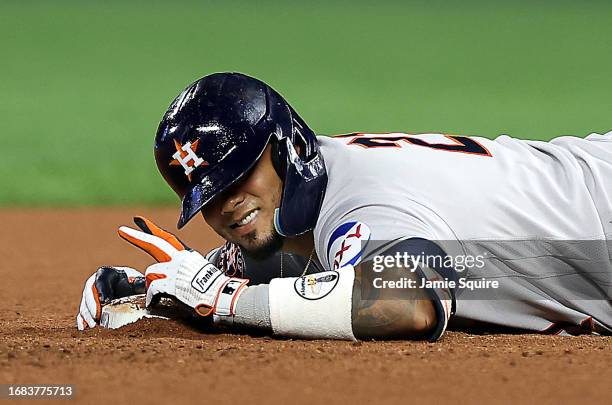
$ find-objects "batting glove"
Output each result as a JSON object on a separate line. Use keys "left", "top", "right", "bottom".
{"left": 118, "top": 217, "right": 249, "bottom": 317}
{"left": 76, "top": 266, "right": 145, "bottom": 330}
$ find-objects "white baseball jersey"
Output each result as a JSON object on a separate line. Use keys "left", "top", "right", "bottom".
{"left": 314, "top": 131, "right": 612, "bottom": 338}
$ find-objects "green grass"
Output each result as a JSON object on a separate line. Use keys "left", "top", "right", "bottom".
{"left": 1, "top": 0, "right": 612, "bottom": 205}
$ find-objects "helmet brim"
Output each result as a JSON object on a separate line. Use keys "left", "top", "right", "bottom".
{"left": 177, "top": 139, "right": 269, "bottom": 229}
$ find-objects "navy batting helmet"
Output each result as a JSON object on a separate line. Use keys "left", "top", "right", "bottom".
{"left": 154, "top": 72, "right": 327, "bottom": 237}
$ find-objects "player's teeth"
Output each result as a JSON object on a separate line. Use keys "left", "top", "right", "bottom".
{"left": 238, "top": 210, "right": 257, "bottom": 226}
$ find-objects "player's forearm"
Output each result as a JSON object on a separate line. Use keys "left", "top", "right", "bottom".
{"left": 219, "top": 265, "right": 435, "bottom": 340}
{"left": 351, "top": 264, "right": 436, "bottom": 339}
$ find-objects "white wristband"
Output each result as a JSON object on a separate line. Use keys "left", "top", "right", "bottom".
{"left": 269, "top": 268, "right": 356, "bottom": 340}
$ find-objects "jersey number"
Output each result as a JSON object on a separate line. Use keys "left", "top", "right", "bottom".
{"left": 343, "top": 133, "right": 492, "bottom": 157}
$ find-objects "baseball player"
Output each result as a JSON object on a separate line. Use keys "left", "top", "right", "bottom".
{"left": 78, "top": 73, "right": 612, "bottom": 340}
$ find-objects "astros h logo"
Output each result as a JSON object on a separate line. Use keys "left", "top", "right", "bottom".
{"left": 169, "top": 139, "right": 208, "bottom": 181}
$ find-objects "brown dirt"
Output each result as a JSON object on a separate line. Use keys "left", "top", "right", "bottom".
{"left": 0, "top": 208, "right": 610, "bottom": 405}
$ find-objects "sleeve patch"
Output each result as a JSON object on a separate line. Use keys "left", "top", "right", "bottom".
{"left": 294, "top": 271, "right": 340, "bottom": 300}
{"left": 327, "top": 222, "right": 371, "bottom": 270}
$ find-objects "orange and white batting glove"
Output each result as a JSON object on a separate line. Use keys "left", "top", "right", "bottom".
{"left": 118, "top": 217, "right": 249, "bottom": 317}
{"left": 76, "top": 266, "right": 145, "bottom": 330}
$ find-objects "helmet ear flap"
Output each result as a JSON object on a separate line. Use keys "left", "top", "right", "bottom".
{"left": 292, "top": 126, "right": 309, "bottom": 160}
{"left": 270, "top": 127, "right": 309, "bottom": 181}
{"left": 270, "top": 137, "right": 286, "bottom": 180}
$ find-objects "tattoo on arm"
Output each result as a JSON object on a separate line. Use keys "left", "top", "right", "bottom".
{"left": 351, "top": 263, "right": 435, "bottom": 339}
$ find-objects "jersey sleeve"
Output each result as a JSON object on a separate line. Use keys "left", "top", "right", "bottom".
{"left": 317, "top": 205, "right": 456, "bottom": 341}
{"left": 381, "top": 238, "right": 456, "bottom": 341}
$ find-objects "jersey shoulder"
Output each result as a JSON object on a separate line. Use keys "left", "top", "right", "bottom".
{"left": 315, "top": 204, "right": 440, "bottom": 271}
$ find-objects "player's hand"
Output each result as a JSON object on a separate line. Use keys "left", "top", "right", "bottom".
{"left": 118, "top": 216, "right": 248, "bottom": 317}
{"left": 76, "top": 266, "right": 145, "bottom": 330}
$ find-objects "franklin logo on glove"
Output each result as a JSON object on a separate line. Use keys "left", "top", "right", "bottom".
{"left": 191, "top": 265, "right": 221, "bottom": 294}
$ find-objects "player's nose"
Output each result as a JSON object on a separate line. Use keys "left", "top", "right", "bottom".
{"left": 220, "top": 191, "right": 246, "bottom": 216}
{"left": 217, "top": 176, "right": 250, "bottom": 216}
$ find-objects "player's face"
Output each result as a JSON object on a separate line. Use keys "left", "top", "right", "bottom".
{"left": 201, "top": 145, "right": 284, "bottom": 258}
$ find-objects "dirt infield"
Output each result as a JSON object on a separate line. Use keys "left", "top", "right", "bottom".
{"left": 1, "top": 208, "right": 610, "bottom": 404}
